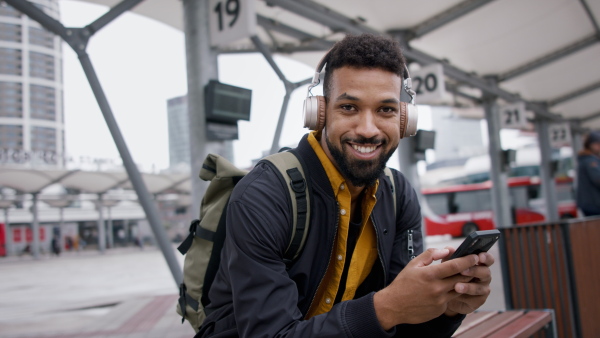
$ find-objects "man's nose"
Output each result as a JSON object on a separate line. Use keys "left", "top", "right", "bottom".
{"left": 355, "top": 111, "right": 379, "bottom": 139}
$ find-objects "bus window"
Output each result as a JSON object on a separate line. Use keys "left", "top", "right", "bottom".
{"left": 453, "top": 190, "right": 491, "bottom": 213}
{"left": 426, "top": 193, "right": 450, "bottom": 215}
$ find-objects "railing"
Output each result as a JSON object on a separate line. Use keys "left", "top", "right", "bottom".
{"left": 498, "top": 217, "right": 600, "bottom": 338}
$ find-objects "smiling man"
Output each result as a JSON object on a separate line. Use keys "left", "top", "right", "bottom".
{"left": 196, "top": 34, "right": 494, "bottom": 337}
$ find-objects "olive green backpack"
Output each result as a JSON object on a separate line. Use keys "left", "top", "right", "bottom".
{"left": 175, "top": 151, "right": 311, "bottom": 332}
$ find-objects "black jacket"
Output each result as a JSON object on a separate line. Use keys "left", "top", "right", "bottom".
{"left": 197, "top": 134, "right": 463, "bottom": 337}
{"left": 576, "top": 150, "right": 600, "bottom": 216}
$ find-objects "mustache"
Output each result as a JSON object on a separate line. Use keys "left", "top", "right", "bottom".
{"left": 342, "top": 136, "right": 386, "bottom": 145}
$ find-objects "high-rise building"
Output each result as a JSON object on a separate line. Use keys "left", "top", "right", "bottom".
{"left": 0, "top": 0, "right": 64, "bottom": 168}
{"left": 166, "top": 95, "right": 190, "bottom": 170}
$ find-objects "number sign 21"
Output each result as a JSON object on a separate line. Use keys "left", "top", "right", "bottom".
{"left": 209, "top": 0, "right": 256, "bottom": 47}
{"left": 500, "top": 102, "right": 528, "bottom": 129}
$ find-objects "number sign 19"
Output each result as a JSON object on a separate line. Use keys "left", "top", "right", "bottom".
{"left": 410, "top": 63, "right": 446, "bottom": 104}
{"left": 499, "top": 102, "right": 528, "bottom": 130}
{"left": 209, "top": 0, "right": 256, "bottom": 47}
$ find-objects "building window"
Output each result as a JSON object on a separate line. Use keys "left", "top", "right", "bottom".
{"left": 31, "top": 126, "right": 56, "bottom": 152}
{"left": 29, "top": 51, "right": 55, "bottom": 80}
{"left": 29, "top": 26, "right": 55, "bottom": 49}
{"left": 0, "top": 82, "right": 23, "bottom": 118}
{"left": 0, "top": 23, "right": 21, "bottom": 43}
{"left": 0, "top": 124, "right": 24, "bottom": 150}
{"left": 0, "top": 2, "right": 21, "bottom": 18}
{"left": 0, "top": 48, "right": 22, "bottom": 76}
{"left": 30, "top": 84, "right": 55, "bottom": 121}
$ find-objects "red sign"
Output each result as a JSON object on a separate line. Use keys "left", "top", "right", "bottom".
{"left": 13, "top": 228, "right": 21, "bottom": 243}
{"left": 25, "top": 227, "right": 46, "bottom": 242}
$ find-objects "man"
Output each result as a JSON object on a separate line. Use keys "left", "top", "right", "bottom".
{"left": 197, "top": 34, "right": 494, "bottom": 337}
{"left": 576, "top": 131, "right": 600, "bottom": 216}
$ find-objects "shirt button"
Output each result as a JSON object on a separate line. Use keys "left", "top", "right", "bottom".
{"left": 325, "top": 298, "right": 331, "bottom": 304}
{"left": 337, "top": 254, "right": 343, "bottom": 261}
{"left": 340, "top": 184, "right": 345, "bottom": 190}
{"left": 340, "top": 209, "right": 347, "bottom": 216}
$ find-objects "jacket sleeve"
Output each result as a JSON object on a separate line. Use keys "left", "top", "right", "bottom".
{"left": 388, "top": 170, "right": 465, "bottom": 337}
{"left": 583, "top": 157, "right": 600, "bottom": 188}
{"left": 222, "top": 165, "right": 395, "bottom": 338}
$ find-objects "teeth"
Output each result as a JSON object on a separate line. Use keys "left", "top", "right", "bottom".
{"left": 352, "top": 144, "right": 376, "bottom": 153}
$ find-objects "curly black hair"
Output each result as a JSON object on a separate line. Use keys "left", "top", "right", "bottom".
{"left": 322, "top": 34, "right": 406, "bottom": 97}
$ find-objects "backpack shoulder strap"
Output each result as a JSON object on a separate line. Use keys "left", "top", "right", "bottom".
{"left": 263, "top": 151, "right": 310, "bottom": 265}
{"left": 383, "top": 167, "right": 397, "bottom": 217}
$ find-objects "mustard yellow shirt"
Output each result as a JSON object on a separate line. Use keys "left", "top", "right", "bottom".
{"left": 305, "top": 131, "right": 379, "bottom": 318}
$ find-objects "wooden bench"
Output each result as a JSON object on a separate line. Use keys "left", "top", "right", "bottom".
{"left": 454, "top": 310, "right": 555, "bottom": 338}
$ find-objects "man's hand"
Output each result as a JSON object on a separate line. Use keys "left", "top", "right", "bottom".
{"left": 443, "top": 248, "right": 494, "bottom": 317}
{"left": 373, "top": 248, "right": 478, "bottom": 330}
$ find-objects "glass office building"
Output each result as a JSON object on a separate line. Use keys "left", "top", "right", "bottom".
{"left": 0, "top": 0, "right": 64, "bottom": 168}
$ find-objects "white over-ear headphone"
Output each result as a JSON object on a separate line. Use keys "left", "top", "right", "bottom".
{"left": 302, "top": 52, "right": 418, "bottom": 138}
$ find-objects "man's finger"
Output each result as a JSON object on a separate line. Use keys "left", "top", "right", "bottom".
{"left": 455, "top": 281, "right": 491, "bottom": 296}
{"left": 477, "top": 252, "right": 495, "bottom": 267}
{"left": 432, "top": 254, "right": 479, "bottom": 278}
{"left": 412, "top": 248, "right": 450, "bottom": 268}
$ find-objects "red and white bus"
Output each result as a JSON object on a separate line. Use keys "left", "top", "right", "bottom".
{"left": 422, "top": 176, "right": 578, "bottom": 237}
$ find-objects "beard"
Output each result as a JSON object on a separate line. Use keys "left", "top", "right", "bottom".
{"left": 325, "top": 133, "right": 396, "bottom": 187}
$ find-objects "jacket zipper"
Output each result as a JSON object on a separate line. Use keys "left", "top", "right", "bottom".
{"left": 371, "top": 215, "right": 387, "bottom": 286}
{"left": 304, "top": 201, "right": 340, "bottom": 317}
{"left": 407, "top": 229, "right": 415, "bottom": 260}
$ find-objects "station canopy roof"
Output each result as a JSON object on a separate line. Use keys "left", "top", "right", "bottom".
{"left": 76, "top": 0, "right": 600, "bottom": 131}
{"left": 0, "top": 167, "right": 191, "bottom": 195}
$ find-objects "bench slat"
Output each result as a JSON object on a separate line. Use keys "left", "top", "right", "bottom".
{"left": 486, "top": 311, "right": 552, "bottom": 338}
{"left": 454, "top": 311, "right": 500, "bottom": 336}
{"left": 455, "top": 311, "right": 524, "bottom": 338}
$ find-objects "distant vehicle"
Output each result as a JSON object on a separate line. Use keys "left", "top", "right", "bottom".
{"left": 422, "top": 176, "right": 578, "bottom": 237}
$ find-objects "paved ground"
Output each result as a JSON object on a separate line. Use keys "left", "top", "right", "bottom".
{"left": 0, "top": 237, "right": 505, "bottom": 337}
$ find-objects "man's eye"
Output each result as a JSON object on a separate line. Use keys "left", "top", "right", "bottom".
{"left": 380, "top": 107, "right": 396, "bottom": 113}
{"left": 340, "top": 105, "right": 355, "bottom": 111}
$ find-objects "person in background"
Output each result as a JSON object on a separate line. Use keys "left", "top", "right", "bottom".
{"left": 576, "top": 130, "right": 600, "bottom": 216}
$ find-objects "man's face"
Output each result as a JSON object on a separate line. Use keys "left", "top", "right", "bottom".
{"left": 320, "top": 66, "right": 402, "bottom": 187}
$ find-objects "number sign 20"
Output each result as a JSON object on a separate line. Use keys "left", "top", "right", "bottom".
{"left": 209, "top": 0, "right": 256, "bottom": 47}
{"left": 410, "top": 63, "right": 445, "bottom": 104}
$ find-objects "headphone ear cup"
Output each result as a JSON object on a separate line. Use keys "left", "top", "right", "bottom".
{"left": 399, "top": 102, "right": 408, "bottom": 138}
{"left": 303, "top": 95, "right": 326, "bottom": 130}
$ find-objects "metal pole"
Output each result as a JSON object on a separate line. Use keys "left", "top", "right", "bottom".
{"left": 483, "top": 96, "right": 513, "bottom": 228}
{"left": 4, "top": 208, "right": 12, "bottom": 257}
{"left": 78, "top": 53, "right": 181, "bottom": 283}
{"left": 536, "top": 118, "right": 560, "bottom": 222}
{"left": 270, "top": 88, "right": 292, "bottom": 154}
{"left": 97, "top": 194, "right": 106, "bottom": 253}
{"left": 59, "top": 207, "right": 64, "bottom": 252}
{"left": 183, "top": 0, "right": 230, "bottom": 219}
{"left": 31, "top": 193, "right": 40, "bottom": 259}
{"left": 107, "top": 207, "right": 114, "bottom": 249}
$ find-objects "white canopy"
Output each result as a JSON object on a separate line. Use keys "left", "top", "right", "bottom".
{"left": 77, "top": 0, "right": 600, "bottom": 130}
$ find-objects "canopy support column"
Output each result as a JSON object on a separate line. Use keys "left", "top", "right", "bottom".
{"left": 31, "top": 193, "right": 40, "bottom": 259}
{"left": 483, "top": 96, "right": 512, "bottom": 228}
{"left": 536, "top": 118, "right": 560, "bottom": 222}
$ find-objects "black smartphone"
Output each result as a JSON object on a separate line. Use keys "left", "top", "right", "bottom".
{"left": 449, "top": 230, "right": 501, "bottom": 260}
